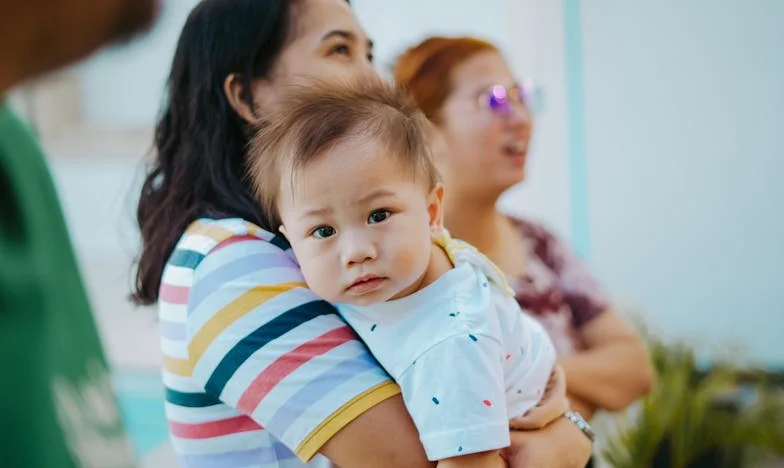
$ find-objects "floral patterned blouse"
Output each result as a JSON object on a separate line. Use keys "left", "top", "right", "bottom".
{"left": 509, "top": 218, "right": 611, "bottom": 356}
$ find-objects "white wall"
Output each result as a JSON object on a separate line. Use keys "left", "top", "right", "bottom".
{"left": 499, "top": 0, "right": 573, "bottom": 243}
{"left": 581, "top": 0, "right": 784, "bottom": 367}
{"left": 352, "top": 0, "right": 509, "bottom": 73}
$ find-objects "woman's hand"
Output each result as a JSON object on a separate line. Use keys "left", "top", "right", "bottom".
{"left": 502, "top": 416, "right": 592, "bottom": 468}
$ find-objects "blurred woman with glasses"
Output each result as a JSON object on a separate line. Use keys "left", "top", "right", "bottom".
{"left": 394, "top": 37, "right": 654, "bottom": 433}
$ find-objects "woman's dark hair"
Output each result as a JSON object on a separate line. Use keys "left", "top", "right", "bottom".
{"left": 132, "top": 0, "right": 293, "bottom": 305}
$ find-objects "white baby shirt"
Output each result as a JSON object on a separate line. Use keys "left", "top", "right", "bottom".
{"left": 336, "top": 238, "right": 557, "bottom": 461}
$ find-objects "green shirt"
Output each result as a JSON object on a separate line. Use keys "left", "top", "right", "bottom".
{"left": 0, "top": 104, "right": 136, "bottom": 467}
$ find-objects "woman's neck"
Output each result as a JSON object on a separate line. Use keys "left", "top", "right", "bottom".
{"left": 444, "top": 193, "right": 527, "bottom": 278}
{"left": 443, "top": 192, "right": 506, "bottom": 254}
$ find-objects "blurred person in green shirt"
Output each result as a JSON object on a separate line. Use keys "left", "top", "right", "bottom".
{"left": 0, "top": 1, "right": 159, "bottom": 466}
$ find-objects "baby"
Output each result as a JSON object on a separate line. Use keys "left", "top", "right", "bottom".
{"left": 248, "top": 77, "right": 568, "bottom": 466}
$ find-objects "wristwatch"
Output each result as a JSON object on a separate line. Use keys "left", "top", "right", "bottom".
{"left": 563, "top": 411, "right": 595, "bottom": 442}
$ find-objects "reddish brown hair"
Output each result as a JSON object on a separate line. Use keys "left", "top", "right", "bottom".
{"left": 247, "top": 75, "right": 440, "bottom": 231}
{"left": 393, "top": 36, "right": 497, "bottom": 123}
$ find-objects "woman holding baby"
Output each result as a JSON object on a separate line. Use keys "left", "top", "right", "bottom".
{"left": 133, "top": 0, "right": 647, "bottom": 466}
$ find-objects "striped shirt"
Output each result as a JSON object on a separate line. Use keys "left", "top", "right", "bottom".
{"left": 159, "top": 218, "right": 400, "bottom": 467}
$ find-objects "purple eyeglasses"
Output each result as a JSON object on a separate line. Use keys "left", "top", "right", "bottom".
{"left": 478, "top": 79, "right": 542, "bottom": 116}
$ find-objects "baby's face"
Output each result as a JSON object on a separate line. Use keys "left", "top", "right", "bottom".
{"left": 278, "top": 137, "right": 442, "bottom": 306}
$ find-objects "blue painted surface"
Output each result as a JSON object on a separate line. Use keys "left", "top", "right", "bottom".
{"left": 563, "top": 0, "right": 591, "bottom": 260}
{"left": 113, "top": 370, "right": 170, "bottom": 459}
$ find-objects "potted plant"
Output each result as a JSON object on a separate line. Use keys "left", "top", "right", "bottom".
{"left": 599, "top": 330, "right": 784, "bottom": 468}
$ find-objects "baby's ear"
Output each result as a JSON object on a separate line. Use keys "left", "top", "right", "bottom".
{"left": 278, "top": 224, "right": 288, "bottom": 236}
{"left": 427, "top": 183, "right": 445, "bottom": 230}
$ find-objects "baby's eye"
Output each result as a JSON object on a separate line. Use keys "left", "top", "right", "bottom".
{"left": 368, "top": 209, "right": 391, "bottom": 224}
{"left": 312, "top": 226, "right": 336, "bottom": 239}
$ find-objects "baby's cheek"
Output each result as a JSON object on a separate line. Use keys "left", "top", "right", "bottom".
{"left": 299, "top": 258, "right": 336, "bottom": 301}
{"left": 395, "top": 239, "right": 431, "bottom": 278}
{"left": 304, "top": 271, "right": 337, "bottom": 302}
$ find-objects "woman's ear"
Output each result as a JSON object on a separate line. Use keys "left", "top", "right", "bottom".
{"left": 224, "top": 73, "right": 261, "bottom": 124}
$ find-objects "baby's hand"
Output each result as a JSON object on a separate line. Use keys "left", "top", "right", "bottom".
{"left": 509, "top": 366, "right": 569, "bottom": 431}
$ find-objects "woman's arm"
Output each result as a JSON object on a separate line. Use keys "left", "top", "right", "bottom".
{"left": 438, "top": 450, "right": 505, "bottom": 468}
{"left": 566, "top": 393, "right": 597, "bottom": 420}
{"left": 323, "top": 399, "right": 593, "bottom": 468}
{"left": 559, "top": 311, "right": 655, "bottom": 412}
{"left": 530, "top": 222, "right": 654, "bottom": 414}
{"left": 321, "top": 395, "right": 434, "bottom": 468}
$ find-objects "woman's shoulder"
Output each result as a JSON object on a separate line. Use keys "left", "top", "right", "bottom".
{"left": 166, "top": 217, "right": 297, "bottom": 274}
{"left": 507, "top": 215, "right": 567, "bottom": 265}
{"left": 160, "top": 216, "right": 308, "bottom": 324}
{"left": 184, "top": 217, "right": 285, "bottom": 247}
{"left": 508, "top": 215, "right": 560, "bottom": 245}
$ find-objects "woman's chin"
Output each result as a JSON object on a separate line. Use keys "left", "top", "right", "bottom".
{"left": 498, "top": 168, "right": 527, "bottom": 191}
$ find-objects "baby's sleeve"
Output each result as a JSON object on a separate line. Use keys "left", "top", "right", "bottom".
{"left": 396, "top": 333, "right": 510, "bottom": 461}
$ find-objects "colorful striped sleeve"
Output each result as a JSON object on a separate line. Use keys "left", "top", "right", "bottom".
{"left": 177, "top": 219, "right": 399, "bottom": 461}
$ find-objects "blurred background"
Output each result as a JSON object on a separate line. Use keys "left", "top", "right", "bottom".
{"left": 7, "top": 0, "right": 783, "bottom": 466}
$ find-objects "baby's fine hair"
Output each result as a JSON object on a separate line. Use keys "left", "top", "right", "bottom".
{"left": 247, "top": 75, "right": 440, "bottom": 231}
